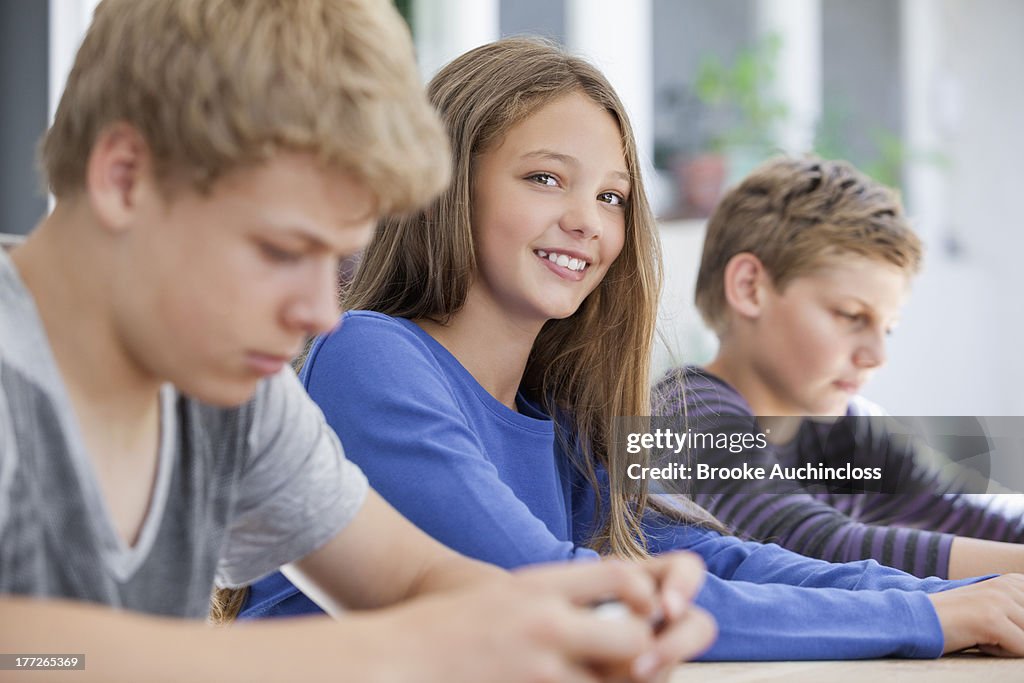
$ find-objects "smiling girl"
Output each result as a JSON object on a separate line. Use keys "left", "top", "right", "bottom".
{"left": 241, "top": 39, "right": 1024, "bottom": 661}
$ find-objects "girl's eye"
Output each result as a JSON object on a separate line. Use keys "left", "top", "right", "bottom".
{"left": 598, "top": 191, "right": 627, "bottom": 206}
{"left": 260, "top": 242, "right": 303, "bottom": 263}
{"left": 527, "top": 172, "right": 558, "bottom": 187}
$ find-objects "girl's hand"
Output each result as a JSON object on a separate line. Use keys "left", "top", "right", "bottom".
{"left": 631, "top": 552, "right": 716, "bottom": 680}
{"left": 929, "top": 573, "right": 1024, "bottom": 656}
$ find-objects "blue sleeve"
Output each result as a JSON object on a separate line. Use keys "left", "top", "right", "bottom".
{"left": 302, "top": 314, "right": 598, "bottom": 569}
{"left": 240, "top": 314, "right": 598, "bottom": 619}
{"left": 642, "top": 519, "right": 992, "bottom": 660}
{"left": 695, "top": 574, "right": 940, "bottom": 659}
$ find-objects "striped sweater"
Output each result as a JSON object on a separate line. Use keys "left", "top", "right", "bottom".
{"left": 654, "top": 366, "right": 1024, "bottom": 578}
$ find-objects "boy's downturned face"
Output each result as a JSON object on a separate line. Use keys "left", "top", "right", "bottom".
{"left": 750, "top": 255, "right": 910, "bottom": 416}
{"left": 113, "top": 153, "right": 376, "bottom": 406}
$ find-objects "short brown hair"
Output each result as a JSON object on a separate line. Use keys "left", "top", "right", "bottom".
{"left": 695, "top": 156, "right": 922, "bottom": 334}
{"left": 42, "top": 0, "right": 448, "bottom": 214}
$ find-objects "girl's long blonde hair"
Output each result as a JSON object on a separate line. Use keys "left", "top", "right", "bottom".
{"left": 345, "top": 37, "right": 663, "bottom": 559}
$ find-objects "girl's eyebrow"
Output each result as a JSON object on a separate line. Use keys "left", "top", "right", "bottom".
{"left": 521, "top": 149, "right": 577, "bottom": 165}
{"left": 520, "top": 149, "right": 630, "bottom": 184}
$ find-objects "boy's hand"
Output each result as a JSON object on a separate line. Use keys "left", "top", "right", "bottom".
{"left": 377, "top": 560, "right": 665, "bottom": 683}
{"left": 929, "top": 573, "right": 1024, "bottom": 656}
{"left": 521, "top": 553, "right": 715, "bottom": 682}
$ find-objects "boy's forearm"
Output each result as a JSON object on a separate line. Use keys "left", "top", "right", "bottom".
{"left": 0, "top": 597, "right": 398, "bottom": 683}
{"left": 402, "top": 551, "right": 508, "bottom": 601}
{"left": 948, "top": 536, "right": 1024, "bottom": 579}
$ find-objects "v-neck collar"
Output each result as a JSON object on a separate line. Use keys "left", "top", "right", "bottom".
{"left": 1, "top": 250, "right": 177, "bottom": 581}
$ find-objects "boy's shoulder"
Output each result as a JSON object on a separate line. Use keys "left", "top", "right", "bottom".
{"left": 655, "top": 365, "right": 753, "bottom": 419}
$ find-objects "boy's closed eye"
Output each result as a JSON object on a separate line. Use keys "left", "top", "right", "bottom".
{"left": 834, "top": 309, "right": 899, "bottom": 337}
{"left": 835, "top": 309, "right": 867, "bottom": 324}
{"left": 259, "top": 241, "right": 306, "bottom": 263}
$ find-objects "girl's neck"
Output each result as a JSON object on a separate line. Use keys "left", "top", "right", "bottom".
{"left": 415, "top": 291, "right": 541, "bottom": 411}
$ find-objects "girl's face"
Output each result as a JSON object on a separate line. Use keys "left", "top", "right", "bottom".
{"left": 469, "top": 91, "right": 629, "bottom": 328}
{"left": 750, "top": 255, "right": 910, "bottom": 416}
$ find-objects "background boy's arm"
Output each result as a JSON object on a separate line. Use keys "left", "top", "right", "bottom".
{"left": 949, "top": 536, "right": 1024, "bottom": 579}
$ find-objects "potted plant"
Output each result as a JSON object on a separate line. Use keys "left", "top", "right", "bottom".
{"left": 664, "top": 34, "right": 789, "bottom": 218}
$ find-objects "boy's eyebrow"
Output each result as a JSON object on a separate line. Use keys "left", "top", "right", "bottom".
{"left": 845, "top": 296, "right": 903, "bottom": 324}
{"left": 521, "top": 149, "right": 630, "bottom": 185}
{"left": 267, "top": 226, "right": 341, "bottom": 254}
{"left": 849, "top": 296, "right": 874, "bottom": 309}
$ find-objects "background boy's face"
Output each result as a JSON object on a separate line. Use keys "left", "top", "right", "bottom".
{"left": 750, "top": 255, "right": 910, "bottom": 416}
{"left": 113, "top": 153, "right": 376, "bottom": 406}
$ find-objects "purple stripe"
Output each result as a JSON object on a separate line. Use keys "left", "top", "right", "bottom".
{"left": 820, "top": 520, "right": 850, "bottom": 561}
{"left": 934, "top": 535, "right": 954, "bottom": 579}
{"left": 891, "top": 530, "right": 909, "bottom": 573}
{"left": 912, "top": 533, "right": 930, "bottom": 576}
{"left": 724, "top": 494, "right": 773, "bottom": 532}
{"left": 989, "top": 513, "right": 1011, "bottom": 541}
{"left": 742, "top": 496, "right": 797, "bottom": 536}
{"left": 870, "top": 527, "right": 888, "bottom": 561}
{"left": 788, "top": 514, "right": 832, "bottom": 553}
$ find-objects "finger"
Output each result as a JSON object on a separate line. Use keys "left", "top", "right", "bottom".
{"left": 640, "top": 552, "right": 706, "bottom": 621}
{"left": 988, "top": 614, "right": 1024, "bottom": 656}
{"left": 632, "top": 607, "right": 717, "bottom": 680}
{"left": 550, "top": 662, "right": 603, "bottom": 683}
{"left": 978, "top": 644, "right": 1017, "bottom": 657}
{"left": 514, "top": 560, "right": 657, "bottom": 616}
{"left": 645, "top": 665, "right": 676, "bottom": 683}
{"left": 553, "top": 604, "right": 653, "bottom": 664}
{"left": 990, "top": 588, "right": 1024, "bottom": 657}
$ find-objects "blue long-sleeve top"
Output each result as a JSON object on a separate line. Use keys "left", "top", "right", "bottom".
{"left": 242, "top": 312, "right": 987, "bottom": 660}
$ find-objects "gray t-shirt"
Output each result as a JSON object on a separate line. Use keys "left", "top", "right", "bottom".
{"left": 0, "top": 251, "right": 368, "bottom": 618}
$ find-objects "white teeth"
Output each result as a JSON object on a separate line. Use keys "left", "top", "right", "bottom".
{"left": 537, "top": 249, "right": 587, "bottom": 272}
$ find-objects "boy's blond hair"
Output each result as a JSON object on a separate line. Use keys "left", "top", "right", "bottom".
{"left": 42, "top": 0, "right": 448, "bottom": 214}
{"left": 695, "top": 156, "right": 922, "bottom": 334}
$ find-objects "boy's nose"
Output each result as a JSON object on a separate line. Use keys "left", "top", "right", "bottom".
{"left": 853, "top": 332, "right": 887, "bottom": 368}
{"left": 284, "top": 268, "right": 341, "bottom": 337}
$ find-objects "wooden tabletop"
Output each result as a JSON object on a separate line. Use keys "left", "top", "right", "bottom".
{"left": 670, "top": 653, "right": 1022, "bottom": 682}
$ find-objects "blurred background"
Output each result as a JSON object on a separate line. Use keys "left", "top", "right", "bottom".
{"left": 2, "top": 0, "right": 1022, "bottom": 416}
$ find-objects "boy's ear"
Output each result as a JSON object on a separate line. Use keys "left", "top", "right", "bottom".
{"left": 722, "top": 252, "right": 769, "bottom": 320}
{"left": 85, "top": 123, "right": 155, "bottom": 233}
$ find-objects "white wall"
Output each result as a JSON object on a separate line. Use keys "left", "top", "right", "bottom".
{"left": 868, "top": 0, "right": 1024, "bottom": 416}
{"left": 653, "top": 220, "right": 717, "bottom": 378}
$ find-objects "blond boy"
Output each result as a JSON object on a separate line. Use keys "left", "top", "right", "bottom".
{"left": 656, "top": 156, "right": 1024, "bottom": 581}
{"left": 0, "top": 2, "right": 712, "bottom": 681}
